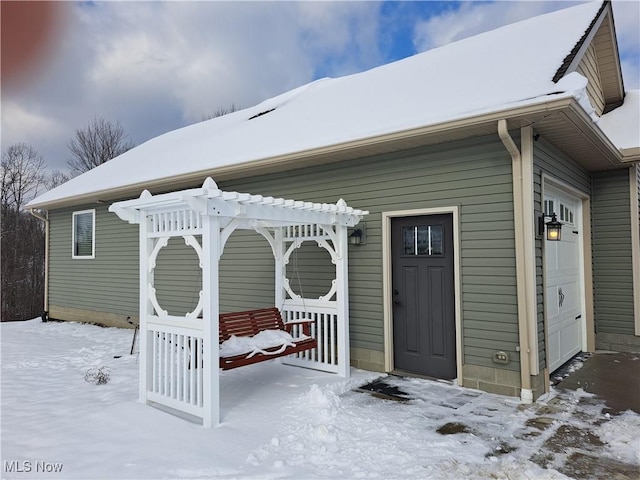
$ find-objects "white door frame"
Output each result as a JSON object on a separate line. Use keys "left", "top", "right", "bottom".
{"left": 541, "top": 175, "right": 594, "bottom": 374}
{"left": 381, "top": 206, "right": 463, "bottom": 385}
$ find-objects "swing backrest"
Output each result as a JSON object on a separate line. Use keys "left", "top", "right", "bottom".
{"left": 219, "top": 307, "right": 285, "bottom": 343}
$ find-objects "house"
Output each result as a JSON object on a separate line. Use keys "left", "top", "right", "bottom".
{"left": 28, "top": 0, "right": 639, "bottom": 407}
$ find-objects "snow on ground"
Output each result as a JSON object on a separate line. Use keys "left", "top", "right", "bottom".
{"left": 2, "top": 319, "right": 638, "bottom": 479}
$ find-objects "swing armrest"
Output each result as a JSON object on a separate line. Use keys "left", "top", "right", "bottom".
{"left": 283, "top": 319, "right": 315, "bottom": 337}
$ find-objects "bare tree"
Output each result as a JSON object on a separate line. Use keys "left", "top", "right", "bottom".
{"left": 67, "top": 117, "right": 134, "bottom": 175}
{"left": 201, "top": 103, "right": 240, "bottom": 121}
{"left": 46, "top": 169, "right": 70, "bottom": 190}
{"left": 1, "top": 143, "right": 46, "bottom": 210}
{"left": 1, "top": 143, "right": 47, "bottom": 321}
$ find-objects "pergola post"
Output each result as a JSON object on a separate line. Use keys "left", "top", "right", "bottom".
{"left": 202, "top": 215, "right": 221, "bottom": 428}
{"left": 335, "top": 224, "right": 350, "bottom": 377}
{"left": 274, "top": 228, "right": 285, "bottom": 311}
{"left": 138, "top": 210, "right": 150, "bottom": 404}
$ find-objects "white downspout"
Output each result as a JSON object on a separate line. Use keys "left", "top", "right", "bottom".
{"left": 29, "top": 208, "right": 49, "bottom": 317}
{"left": 520, "top": 126, "right": 539, "bottom": 377}
{"left": 498, "top": 119, "right": 533, "bottom": 403}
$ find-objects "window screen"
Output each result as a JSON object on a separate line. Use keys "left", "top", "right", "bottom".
{"left": 73, "top": 210, "right": 95, "bottom": 258}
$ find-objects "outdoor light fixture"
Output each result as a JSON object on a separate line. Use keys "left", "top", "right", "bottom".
{"left": 538, "top": 213, "right": 562, "bottom": 241}
{"left": 349, "top": 229, "right": 363, "bottom": 245}
{"left": 349, "top": 224, "right": 367, "bottom": 246}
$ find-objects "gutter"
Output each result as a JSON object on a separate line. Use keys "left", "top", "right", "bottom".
{"left": 29, "top": 209, "right": 49, "bottom": 317}
{"left": 619, "top": 147, "right": 640, "bottom": 163}
{"left": 498, "top": 119, "right": 534, "bottom": 403}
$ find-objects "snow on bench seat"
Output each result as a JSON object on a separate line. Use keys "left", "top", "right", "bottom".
{"left": 219, "top": 307, "right": 317, "bottom": 370}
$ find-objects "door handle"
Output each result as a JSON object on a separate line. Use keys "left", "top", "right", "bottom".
{"left": 558, "top": 288, "right": 565, "bottom": 308}
{"left": 393, "top": 289, "right": 400, "bottom": 305}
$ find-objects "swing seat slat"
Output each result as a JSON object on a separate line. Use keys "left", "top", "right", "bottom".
{"left": 219, "top": 307, "right": 316, "bottom": 370}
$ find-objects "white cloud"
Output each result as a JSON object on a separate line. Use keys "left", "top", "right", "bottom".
{"left": 621, "top": 59, "right": 640, "bottom": 91}
{"left": 413, "top": 1, "right": 582, "bottom": 51}
{"left": 1, "top": 101, "right": 65, "bottom": 144}
{"left": 2, "top": 1, "right": 637, "bottom": 173}
{"left": 612, "top": 0, "right": 640, "bottom": 89}
{"left": 80, "top": 1, "right": 385, "bottom": 124}
{"left": 413, "top": 0, "right": 638, "bottom": 89}
{"left": 2, "top": 1, "right": 385, "bottom": 170}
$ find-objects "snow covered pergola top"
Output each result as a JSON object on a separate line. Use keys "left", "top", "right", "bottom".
{"left": 109, "top": 178, "right": 368, "bottom": 427}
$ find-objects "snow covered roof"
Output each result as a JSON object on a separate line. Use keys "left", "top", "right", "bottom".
{"left": 598, "top": 90, "right": 640, "bottom": 150}
{"left": 30, "top": 0, "right": 626, "bottom": 209}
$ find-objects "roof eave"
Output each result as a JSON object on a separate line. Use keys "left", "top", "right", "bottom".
{"left": 28, "top": 96, "right": 625, "bottom": 210}
{"left": 559, "top": 98, "right": 625, "bottom": 169}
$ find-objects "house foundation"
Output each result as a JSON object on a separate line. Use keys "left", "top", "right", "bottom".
{"left": 595, "top": 333, "right": 640, "bottom": 353}
{"left": 48, "top": 305, "right": 136, "bottom": 329}
{"left": 350, "top": 347, "right": 385, "bottom": 372}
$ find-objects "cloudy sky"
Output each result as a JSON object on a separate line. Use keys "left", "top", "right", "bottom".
{"left": 2, "top": 0, "right": 639, "bottom": 173}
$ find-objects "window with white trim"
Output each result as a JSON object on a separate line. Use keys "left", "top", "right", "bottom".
{"left": 72, "top": 209, "right": 95, "bottom": 258}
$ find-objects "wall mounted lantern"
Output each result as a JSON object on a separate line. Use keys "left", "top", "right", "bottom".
{"left": 538, "top": 213, "right": 562, "bottom": 241}
{"left": 349, "top": 223, "right": 367, "bottom": 246}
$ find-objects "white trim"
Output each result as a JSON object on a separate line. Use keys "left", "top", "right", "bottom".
{"left": 564, "top": 6, "right": 607, "bottom": 77}
{"left": 71, "top": 209, "right": 95, "bottom": 259}
{"left": 629, "top": 165, "right": 640, "bottom": 336}
{"left": 541, "top": 177, "right": 590, "bottom": 370}
{"left": 381, "top": 206, "right": 462, "bottom": 386}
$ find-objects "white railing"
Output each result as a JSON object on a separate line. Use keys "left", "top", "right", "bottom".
{"left": 283, "top": 224, "right": 329, "bottom": 241}
{"left": 282, "top": 299, "right": 339, "bottom": 373}
{"left": 148, "top": 209, "right": 202, "bottom": 237}
{"left": 146, "top": 321, "right": 204, "bottom": 417}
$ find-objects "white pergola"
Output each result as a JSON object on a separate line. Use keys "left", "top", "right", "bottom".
{"left": 109, "top": 178, "right": 368, "bottom": 427}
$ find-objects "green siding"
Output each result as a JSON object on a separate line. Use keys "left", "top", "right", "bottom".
{"left": 154, "top": 237, "right": 203, "bottom": 316}
{"left": 47, "top": 135, "right": 519, "bottom": 372}
{"left": 592, "top": 168, "right": 635, "bottom": 334}
{"left": 49, "top": 204, "right": 139, "bottom": 317}
{"left": 220, "top": 230, "right": 276, "bottom": 312}
{"left": 218, "top": 135, "right": 519, "bottom": 371}
{"left": 533, "top": 137, "right": 591, "bottom": 370}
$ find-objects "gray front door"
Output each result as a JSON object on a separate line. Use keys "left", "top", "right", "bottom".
{"left": 392, "top": 214, "right": 456, "bottom": 379}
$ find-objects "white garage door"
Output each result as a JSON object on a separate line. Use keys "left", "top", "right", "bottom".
{"left": 544, "top": 191, "right": 584, "bottom": 373}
